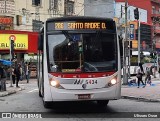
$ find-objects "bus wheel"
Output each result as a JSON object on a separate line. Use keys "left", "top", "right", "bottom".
{"left": 43, "top": 101, "right": 52, "bottom": 109}
{"left": 97, "top": 100, "right": 109, "bottom": 107}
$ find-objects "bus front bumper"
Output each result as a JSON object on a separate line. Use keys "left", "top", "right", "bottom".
{"left": 49, "top": 86, "right": 121, "bottom": 102}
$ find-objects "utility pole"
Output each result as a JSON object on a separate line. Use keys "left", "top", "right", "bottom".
{"left": 138, "top": 20, "right": 141, "bottom": 64}
{"left": 123, "top": 0, "right": 128, "bottom": 85}
{"left": 9, "top": 37, "right": 14, "bottom": 87}
{"left": 134, "top": 8, "right": 140, "bottom": 64}
{"left": 128, "top": 34, "right": 131, "bottom": 79}
{"left": 152, "top": 17, "right": 159, "bottom": 78}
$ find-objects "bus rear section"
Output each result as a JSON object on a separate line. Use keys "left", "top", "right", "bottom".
{"left": 38, "top": 16, "right": 121, "bottom": 108}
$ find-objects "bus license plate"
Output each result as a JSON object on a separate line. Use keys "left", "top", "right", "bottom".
{"left": 78, "top": 94, "right": 91, "bottom": 99}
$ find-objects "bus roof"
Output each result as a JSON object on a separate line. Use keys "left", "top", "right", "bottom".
{"left": 46, "top": 16, "right": 114, "bottom": 22}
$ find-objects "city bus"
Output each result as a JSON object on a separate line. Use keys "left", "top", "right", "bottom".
{"left": 37, "top": 16, "right": 122, "bottom": 108}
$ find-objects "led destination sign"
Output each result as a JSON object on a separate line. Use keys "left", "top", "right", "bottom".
{"left": 55, "top": 22, "right": 106, "bottom": 30}
{"left": 47, "top": 21, "right": 111, "bottom": 31}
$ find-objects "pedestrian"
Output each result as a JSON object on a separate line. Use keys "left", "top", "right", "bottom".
{"left": 14, "top": 64, "right": 21, "bottom": 88}
{"left": 12, "top": 66, "right": 15, "bottom": 84}
{"left": 25, "top": 62, "right": 30, "bottom": 83}
{"left": 20, "top": 64, "right": 23, "bottom": 81}
{"left": 147, "top": 74, "right": 152, "bottom": 86}
{"left": 145, "top": 67, "right": 151, "bottom": 85}
{"left": 0, "top": 63, "right": 7, "bottom": 91}
{"left": 136, "top": 63, "right": 145, "bottom": 88}
{"left": 158, "top": 67, "right": 160, "bottom": 78}
{"left": 128, "top": 78, "right": 137, "bottom": 86}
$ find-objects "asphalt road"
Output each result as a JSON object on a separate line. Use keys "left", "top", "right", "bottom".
{"left": 0, "top": 82, "right": 160, "bottom": 121}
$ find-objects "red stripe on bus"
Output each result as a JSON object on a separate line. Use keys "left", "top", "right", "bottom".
{"left": 49, "top": 72, "right": 115, "bottom": 78}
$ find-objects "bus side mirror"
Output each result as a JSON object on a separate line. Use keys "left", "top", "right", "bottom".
{"left": 38, "top": 33, "right": 43, "bottom": 50}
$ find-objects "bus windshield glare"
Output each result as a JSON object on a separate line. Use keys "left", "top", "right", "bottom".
{"left": 47, "top": 30, "right": 117, "bottom": 73}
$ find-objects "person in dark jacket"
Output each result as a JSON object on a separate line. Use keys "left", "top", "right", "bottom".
{"left": 14, "top": 64, "right": 21, "bottom": 88}
{"left": 136, "top": 63, "right": 145, "bottom": 88}
{"left": 0, "top": 63, "right": 7, "bottom": 91}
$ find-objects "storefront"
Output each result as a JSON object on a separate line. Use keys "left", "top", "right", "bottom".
{"left": 0, "top": 30, "right": 38, "bottom": 78}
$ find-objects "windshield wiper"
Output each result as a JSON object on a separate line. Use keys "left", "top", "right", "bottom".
{"left": 62, "top": 31, "right": 73, "bottom": 42}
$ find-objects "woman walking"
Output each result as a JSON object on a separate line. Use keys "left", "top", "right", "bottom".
{"left": 136, "top": 63, "right": 145, "bottom": 88}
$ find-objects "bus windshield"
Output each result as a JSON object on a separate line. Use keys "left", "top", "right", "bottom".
{"left": 47, "top": 31, "right": 117, "bottom": 73}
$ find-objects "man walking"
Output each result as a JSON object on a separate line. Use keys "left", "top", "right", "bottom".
{"left": 14, "top": 64, "right": 21, "bottom": 88}
{"left": 0, "top": 63, "right": 7, "bottom": 91}
{"left": 25, "top": 62, "right": 30, "bottom": 83}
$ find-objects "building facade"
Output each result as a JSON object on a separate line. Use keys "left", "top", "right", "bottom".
{"left": 84, "top": 0, "right": 114, "bottom": 18}
{"left": 116, "top": 0, "right": 160, "bottom": 50}
{"left": 0, "top": 0, "right": 84, "bottom": 32}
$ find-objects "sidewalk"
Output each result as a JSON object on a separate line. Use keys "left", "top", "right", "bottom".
{"left": 121, "top": 73, "right": 160, "bottom": 102}
{"left": 0, "top": 79, "right": 36, "bottom": 97}
{"left": 1, "top": 77, "right": 160, "bottom": 103}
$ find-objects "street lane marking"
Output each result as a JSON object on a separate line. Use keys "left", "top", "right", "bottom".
{"left": 27, "top": 89, "right": 38, "bottom": 93}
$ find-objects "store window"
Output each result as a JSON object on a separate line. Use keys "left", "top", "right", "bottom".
{"left": 49, "top": 0, "right": 58, "bottom": 10}
{"left": 152, "top": 6, "right": 156, "bottom": 14}
{"left": 32, "top": 0, "right": 41, "bottom": 6}
{"left": 67, "top": 1, "right": 74, "bottom": 15}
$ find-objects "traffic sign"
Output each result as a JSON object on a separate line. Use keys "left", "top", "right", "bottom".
{"left": 130, "top": 24, "right": 134, "bottom": 28}
{"left": 130, "top": 34, "right": 134, "bottom": 40}
{"left": 9, "top": 35, "right": 16, "bottom": 41}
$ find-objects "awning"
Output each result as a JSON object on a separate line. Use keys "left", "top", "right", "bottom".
{"left": 0, "top": 59, "right": 12, "bottom": 66}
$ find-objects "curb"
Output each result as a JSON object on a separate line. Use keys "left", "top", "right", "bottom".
{"left": 121, "top": 96, "right": 160, "bottom": 102}
{"left": 0, "top": 87, "right": 25, "bottom": 97}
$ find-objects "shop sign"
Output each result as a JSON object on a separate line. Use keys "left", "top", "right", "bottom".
{"left": 0, "top": 16, "right": 13, "bottom": 24}
{"left": 0, "top": 34, "right": 28, "bottom": 50}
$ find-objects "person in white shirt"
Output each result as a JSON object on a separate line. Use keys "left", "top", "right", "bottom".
{"left": 145, "top": 67, "right": 151, "bottom": 85}
{"left": 25, "top": 62, "right": 30, "bottom": 83}
{"left": 136, "top": 63, "right": 145, "bottom": 88}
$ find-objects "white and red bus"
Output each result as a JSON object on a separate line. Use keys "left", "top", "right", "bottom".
{"left": 37, "top": 16, "right": 121, "bottom": 108}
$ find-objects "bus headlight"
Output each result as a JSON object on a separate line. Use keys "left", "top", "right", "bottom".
{"left": 49, "top": 78, "right": 60, "bottom": 88}
{"left": 105, "top": 78, "right": 117, "bottom": 88}
{"left": 50, "top": 80, "right": 58, "bottom": 87}
{"left": 111, "top": 78, "right": 116, "bottom": 85}
{"left": 48, "top": 74, "right": 60, "bottom": 88}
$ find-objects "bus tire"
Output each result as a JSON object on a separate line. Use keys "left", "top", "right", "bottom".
{"left": 43, "top": 101, "right": 52, "bottom": 109}
{"left": 97, "top": 100, "right": 109, "bottom": 107}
